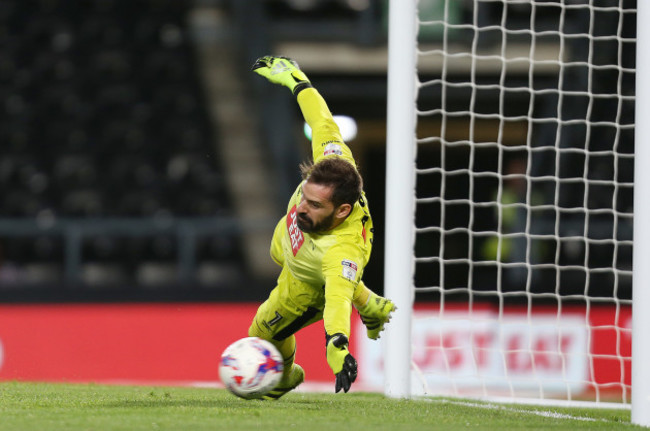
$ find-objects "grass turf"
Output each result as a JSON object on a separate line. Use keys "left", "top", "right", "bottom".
{"left": 0, "top": 381, "right": 644, "bottom": 431}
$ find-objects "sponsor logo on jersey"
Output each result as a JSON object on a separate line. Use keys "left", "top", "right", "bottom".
{"left": 323, "top": 143, "right": 343, "bottom": 156}
{"left": 287, "top": 205, "right": 304, "bottom": 256}
{"left": 341, "top": 259, "right": 358, "bottom": 281}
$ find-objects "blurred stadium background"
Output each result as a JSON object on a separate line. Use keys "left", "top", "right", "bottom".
{"left": 0, "top": 0, "right": 396, "bottom": 301}
{"left": 0, "top": 0, "right": 634, "bottom": 303}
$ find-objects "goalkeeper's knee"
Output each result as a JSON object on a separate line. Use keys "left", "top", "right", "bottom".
{"left": 248, "top": 317, "right": 269, "bottom": 339}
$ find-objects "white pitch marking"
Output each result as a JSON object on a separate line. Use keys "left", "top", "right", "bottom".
{"left": 433, "top": 399, "right": 617, "bottom": 423}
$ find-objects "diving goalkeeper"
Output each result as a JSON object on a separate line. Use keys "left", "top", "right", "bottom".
{"left": 248, "top": 56, "right": 396, "bottom": 398}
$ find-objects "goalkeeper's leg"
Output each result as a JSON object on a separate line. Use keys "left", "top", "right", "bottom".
{"left": 352, "top": 281, "right": 396, "bottom": 340}
{"left": 262, "top": 336, "right": 305, "bottom": 400}
{"left": 248, "top": 318, "right": 305, "bottom": 400}
{"left": 248, "top": 269, "right": 323, "bottom": 399}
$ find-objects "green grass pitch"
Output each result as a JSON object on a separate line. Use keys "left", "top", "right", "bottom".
{"left": 0, "top": 381, "right": 644, "bottom": 430}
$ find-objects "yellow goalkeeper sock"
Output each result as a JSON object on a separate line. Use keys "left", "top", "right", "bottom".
{"left": 274, "top": 335, "right": 297, "bottom": 383}
{"left": 262, "top": 335, "right": 305, "bottom": 400}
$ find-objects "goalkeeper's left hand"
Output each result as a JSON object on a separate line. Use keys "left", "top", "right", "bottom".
{"left": 326, "top": 333, "right": 358, "bottom": 393}
{"left": 357, "top": 292, "right": 396, "bottom": 340}
{"left": 251, "top": 55, "right": 312, "bottom": 94}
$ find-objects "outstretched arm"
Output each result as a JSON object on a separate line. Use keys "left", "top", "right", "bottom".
{"left": 252, "top": 55, "right": 356, "bottom": 166}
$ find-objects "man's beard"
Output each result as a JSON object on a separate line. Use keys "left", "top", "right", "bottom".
{"left": 297, "top": 211, "right": 336, "bottom": 234}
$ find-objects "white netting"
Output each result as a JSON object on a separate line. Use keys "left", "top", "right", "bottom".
{"left": 412, "top": 0, "right": 635, "bottom": 404}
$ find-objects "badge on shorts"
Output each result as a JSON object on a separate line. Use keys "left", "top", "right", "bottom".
{"left": 341, "top": 259, "right": 358, "bottom": 281}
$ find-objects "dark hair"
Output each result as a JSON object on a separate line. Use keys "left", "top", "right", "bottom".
{"left": 300, "top": 158, "right": 363, "bottom": 208}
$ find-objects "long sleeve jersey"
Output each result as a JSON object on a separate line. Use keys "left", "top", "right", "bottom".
{"left": 270, "top": 87, "right": 374, "bottom": 338}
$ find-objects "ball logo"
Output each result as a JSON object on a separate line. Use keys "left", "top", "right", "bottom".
{"left": 219, "top": 337, "right": 284, "bottom": 399}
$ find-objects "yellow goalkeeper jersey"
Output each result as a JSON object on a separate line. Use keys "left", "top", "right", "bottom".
{"left": 269, "top": 88, "right": 374, "bottom": 338}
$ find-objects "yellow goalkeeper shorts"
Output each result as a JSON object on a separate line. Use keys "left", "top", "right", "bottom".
{"left": 249, "top": 266, "right": 325, "bottom": 341}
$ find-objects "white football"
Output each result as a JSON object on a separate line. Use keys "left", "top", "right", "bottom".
{"left": 219, "top": 337, "right": 284, "bottom": 399}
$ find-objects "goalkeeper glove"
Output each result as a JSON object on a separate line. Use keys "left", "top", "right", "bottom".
{"left": 357, "top": 292, "right": 396, "bottom": 340}
{"left": 326, "top": 333, "right": 357, "bottom": 393}
{"left": 251, "top": 55, "right": 312, "bottom": 95}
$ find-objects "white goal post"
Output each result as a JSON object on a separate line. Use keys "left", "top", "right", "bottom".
{"left": 383, "top": 0, "right": 648, "bottom": 425}
{"left": 632, "top": 0, "right": 650, "bottom": 426}
{"left": 383, "top": 0, "right": 417, "bottom": 399}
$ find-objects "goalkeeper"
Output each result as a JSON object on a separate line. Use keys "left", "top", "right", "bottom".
{"left": 248, "top": 56, "right": 395, "bottom": 398}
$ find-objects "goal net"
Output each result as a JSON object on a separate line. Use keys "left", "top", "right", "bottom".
{"left": 380, "top": 0, "right": 638, "bottom": 408}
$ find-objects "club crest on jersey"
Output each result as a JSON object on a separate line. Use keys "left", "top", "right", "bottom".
{"left": 323, "top": 143, "right": 343, "bottom": 156}
{"left": 341, "top": 259, "right": 358, "bottom": 281}
{"left": 287, "top": 205, "right": 304, "bottom": 256}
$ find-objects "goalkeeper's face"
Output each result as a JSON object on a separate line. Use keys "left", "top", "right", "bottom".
{"left": 297, "top": 181, "right": 348, "bottom": 233}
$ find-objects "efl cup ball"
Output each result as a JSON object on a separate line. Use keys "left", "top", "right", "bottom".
{"left": 219, "top": 337, "right": 284, "bottom": 399}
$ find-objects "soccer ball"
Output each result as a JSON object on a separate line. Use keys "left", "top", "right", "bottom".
{"left": 219, "top": 337, "right": 284, "bottom": 399}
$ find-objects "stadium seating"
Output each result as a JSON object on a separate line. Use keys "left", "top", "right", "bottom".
{"left": 0, "top": 0, "right": 242, "bottom": 289}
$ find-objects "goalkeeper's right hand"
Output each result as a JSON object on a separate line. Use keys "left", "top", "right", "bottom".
{"left": 251, "top": 55, "right": 312, "bottom": 94}
{"left": 326, "top": 333, "right": 358, "bottom": 393}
